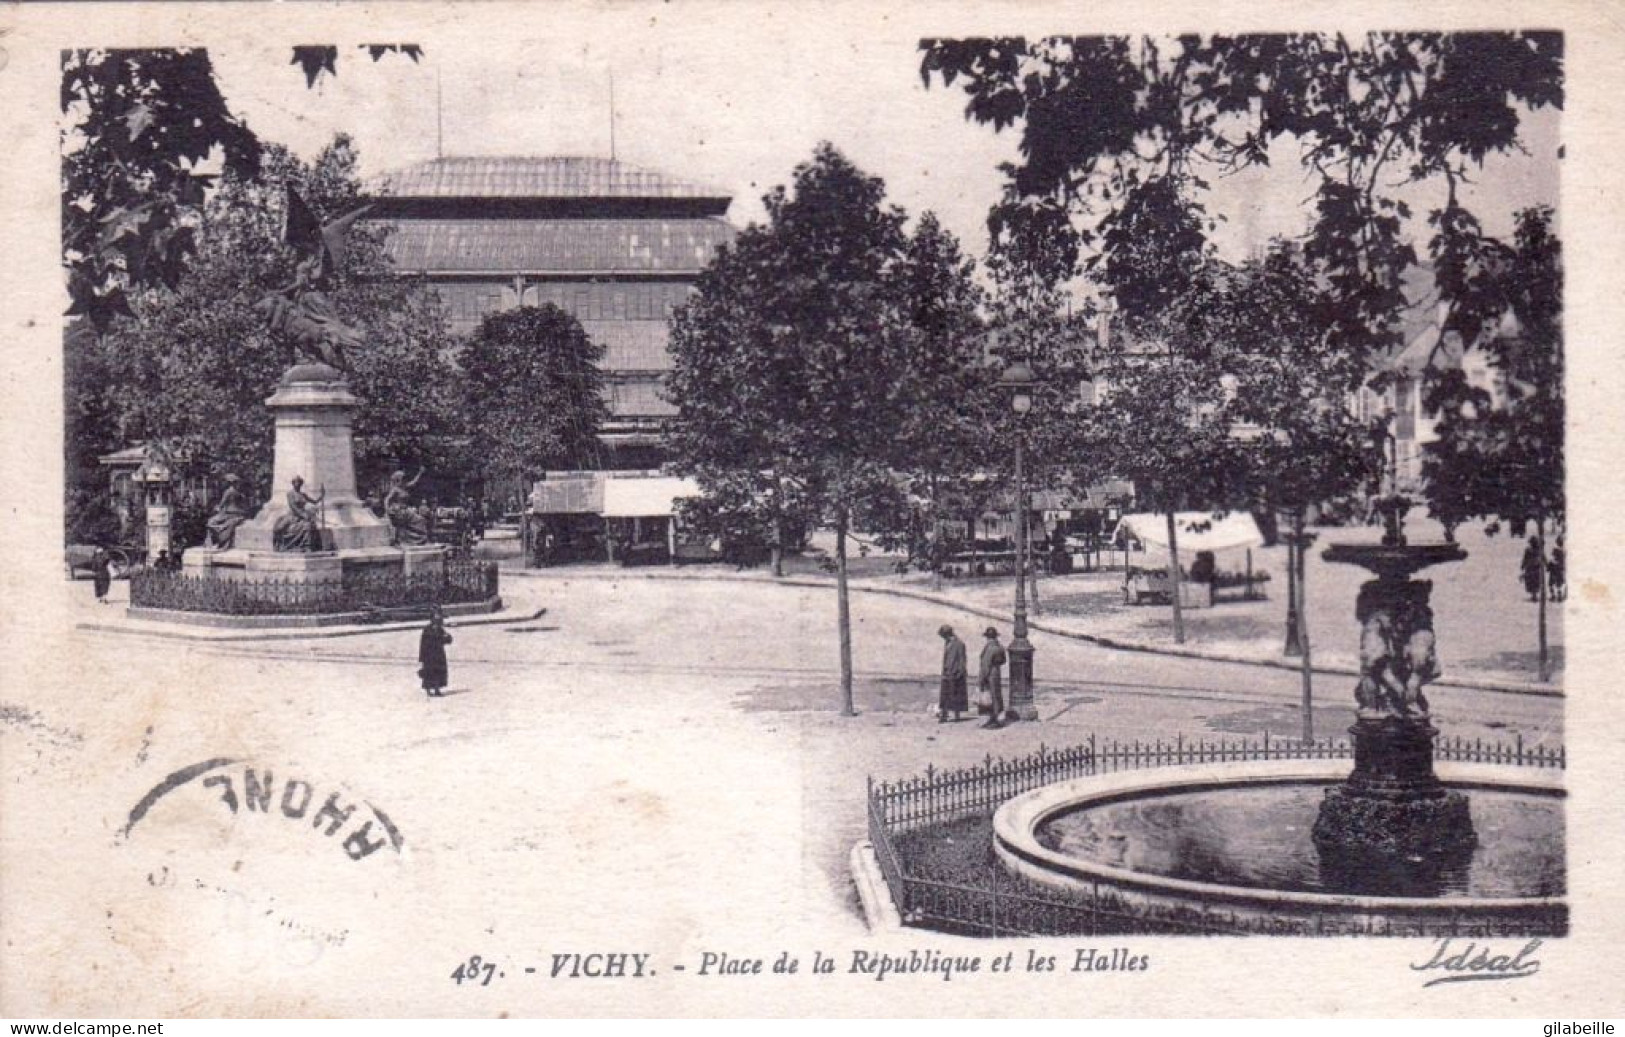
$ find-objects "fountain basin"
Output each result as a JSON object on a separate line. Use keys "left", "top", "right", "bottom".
{"left": 1322, "top": 542, "right": 1466, "bottom": 580}
{"left": 993, "top": 760, "right": 1565, "bottom": 936}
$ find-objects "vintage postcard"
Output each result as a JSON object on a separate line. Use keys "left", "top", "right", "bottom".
{"left": 2, "top": 0, "right": 1623, "bottom": 1019}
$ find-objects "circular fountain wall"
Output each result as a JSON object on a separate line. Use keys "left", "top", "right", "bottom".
{"left": 993, "top": 760, "right": 1565, "bottom": 936}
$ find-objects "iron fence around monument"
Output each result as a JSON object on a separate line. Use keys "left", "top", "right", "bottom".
{"left": 129, "top": 559, "right": 500, "bottom": 617}
{"left": 865, "top": 733, "right": 1566, "bottom": 938}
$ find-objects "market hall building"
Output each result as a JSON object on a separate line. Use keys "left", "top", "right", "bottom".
{"left": 370, "top": 155, "right": 735, "bottom": 560}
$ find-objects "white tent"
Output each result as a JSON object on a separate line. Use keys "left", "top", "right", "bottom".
{"left": 601, "top": 476, "right": 702, "bottom": 518}
{"left": 1114, "top": 511, "right": 1264, "bottom": 554}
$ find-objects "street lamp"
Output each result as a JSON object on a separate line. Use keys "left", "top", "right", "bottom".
{"left": 999, "top": 360, "right": 1039, "bottom": 722}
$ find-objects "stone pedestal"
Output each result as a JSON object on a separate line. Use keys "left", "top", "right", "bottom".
{"left": 1313, "top": 719, "right": 1476, "bottom": 895}
{"left": 234, "top": 364, "right": 391, "bottom": 553}
{"left": 145, "top": 503, "right": 172, "bottom": 559}
{"left": 1313, "top": 719, "right": 1476, "bottom": 855}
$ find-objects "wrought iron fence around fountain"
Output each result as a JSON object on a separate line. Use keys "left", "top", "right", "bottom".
{"left": 865, "top": 733, "right": 1566, "bottom": 938}
{"left": 129, "top": 560, "right": 500, "bottom": 617}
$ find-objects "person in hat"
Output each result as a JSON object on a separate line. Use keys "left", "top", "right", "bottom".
{"left": 978, "top": 627, "right": 1008, "bottom": 729}
{"left": 418, "top": 605, "right": 454, "bottom": 698}
{"left": 937, "top": 625, "right": 968, "bottom": 723}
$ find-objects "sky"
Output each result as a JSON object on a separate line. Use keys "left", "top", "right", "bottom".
{"left": 205, "top": 21, "right": 1561, "bottom": 272}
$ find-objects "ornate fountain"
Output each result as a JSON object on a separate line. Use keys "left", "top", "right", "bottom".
{"left": 1312, "top": 490, "right": 1475, "bottom": 883}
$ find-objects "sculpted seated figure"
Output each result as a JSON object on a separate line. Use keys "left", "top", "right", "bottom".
{"left": 272, "top": 476, "right": 326, "bottom": 552}
{"left": 205, "top": 474, "right": 249, "bottom": 549}
{"left": 385, "top": 469, "right": 430, "bottom": 547}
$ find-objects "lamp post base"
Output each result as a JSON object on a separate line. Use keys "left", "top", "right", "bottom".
{"left": 1005, "top": 638, "right": 1038, "bottom": 722}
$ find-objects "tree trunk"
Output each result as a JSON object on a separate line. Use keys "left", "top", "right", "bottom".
{"left": 837, "top": 506, "right": 856, "bottom": 716}
{"left": 930, "top": 473, "right": 943, "bottom": 593}
{"left": 1295, "top": 508, "right": 1314, "bottom": 743}
{"left": 1165, "top": 509, "right": 1185, "bottom": 644}
{"left": 1537, "top": 512, "right": 1550, "bottom": 683}
{"left": 770, "top": 481, "right": 785, "bottom": 578}
{"left": 1283, "top": 530, "right": 1302, "bottom": 656}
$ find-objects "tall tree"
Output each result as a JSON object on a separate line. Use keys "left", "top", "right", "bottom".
{"left": 459, "top": 305, "right": 608, "bottom": 489}
{"left": 922, "top": 32, "right": 1560, "bottom": 663}
{"left": 883, "top": 212, "right": 991, "bottom": 585}
{"left": 667, "top": 143, "right": 960, "bottom": 715}
{"left": 1192, "top": 245, "right": 1373, "bottom": 734}
{"left": 1423, "top": 206, "right": 1563, "bottom": 680}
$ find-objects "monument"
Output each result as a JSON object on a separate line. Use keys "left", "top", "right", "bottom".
{"left": 147, "top": 188, "right": 490, "bottom": 624}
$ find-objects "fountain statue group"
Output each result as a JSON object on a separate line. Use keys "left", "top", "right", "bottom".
{"left": 1353, "top": 579, "right": 1440, "bottom": 719}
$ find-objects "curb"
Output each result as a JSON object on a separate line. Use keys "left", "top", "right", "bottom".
{"left": 507, "top": 567, "right": 1562, "bottom": 698}
{"left": 849, "top": 841, "right": 903, "bottom": 934}
{"left": 75, "top": 606, "right": 546, "bottom": 644}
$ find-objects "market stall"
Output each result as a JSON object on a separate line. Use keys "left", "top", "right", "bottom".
{"left": 1114, "top": 511, "right": 1268, "bottom": 606}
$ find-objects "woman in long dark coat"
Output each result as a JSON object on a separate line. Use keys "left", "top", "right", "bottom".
{"left": 418, "top": 606, "right": 453, "bottom": 698}
{"left": 937, "top": 624, "right": 968, "bottom": 722}
{"left": 90, "top": 547, "right": 112, "bottom": 604}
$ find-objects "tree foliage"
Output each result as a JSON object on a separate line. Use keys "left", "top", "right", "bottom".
{"left": 460, "top": 305, "right": 608, "bottom": 488}
{"left": 668, "top": 144, "right": 986, "bottom": 556}
{"left": 1422, "top": 206, "right": 1563, "bottom": 531}
{"left": 61, "top": 45, "right": 423, "bottom": 329}
{"left": 62, "top": 49, "right": 262, "bottom": 330}
{"left": 921, "top": 32, "right": 1562, "bottom": 381}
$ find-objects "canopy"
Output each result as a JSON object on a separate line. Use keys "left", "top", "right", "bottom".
{"left": 601, "top": 476, "right": 702, "bottom": 518}
{"left": 530, "top": 473, "right": 604, "bottom": 514}
{"left": 1114, "top": 512, "right": 1263, "bottom": 554}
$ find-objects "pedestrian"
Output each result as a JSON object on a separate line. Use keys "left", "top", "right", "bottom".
{"left": 1549, "top": 536, "right": 1566, "bottom": 602}
{"left": 937, "top": 624, "right": 968, "bottom": 723}
{"left": 90, "top": 547, "right": 112, "bottom": 604}
{"left": 418, "top": 606, "right": 454, "bottom": 698}
{"left": 978, "top": 627, "right": 1007, "bottom": 729}
{"left": 1520, "top": 535, "right": 1543, "bottom": 601}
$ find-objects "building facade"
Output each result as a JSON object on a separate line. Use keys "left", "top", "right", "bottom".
{"left": 371, "top": 156, "right": 735, "bottom": 471}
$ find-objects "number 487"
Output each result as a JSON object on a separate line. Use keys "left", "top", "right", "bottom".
{"left": 451, "top": 955, "right": 498, "bottom": 986}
